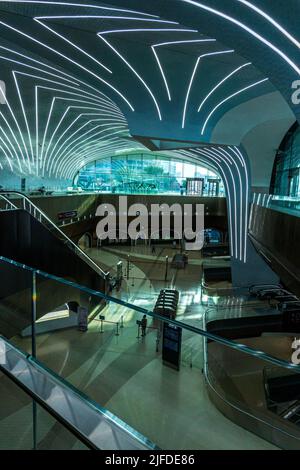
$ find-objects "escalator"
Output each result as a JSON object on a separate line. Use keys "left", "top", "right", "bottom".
{"left": 0, "top": 192, "right": 108, "bottom": 337}
{"left": 264, "top": 369, "right": 300, "bottom": 428}
{"left": 206, "top": 282, "right": 300, "bottom": 341}
{"left": 0, "top": 335, "right": 157, "bottom": 450}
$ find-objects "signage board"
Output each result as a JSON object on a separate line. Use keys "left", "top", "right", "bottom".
{"left": 162, "top": 322, "right": 182, "bottom": 371}
{"left": 58, "top": 210, "right": 78, "bottom": 220}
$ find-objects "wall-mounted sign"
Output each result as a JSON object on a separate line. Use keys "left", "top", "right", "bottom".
{"left": 0, "top": 81, "right": 6, "bottom": 104}
{"left": 162, "top": 322, "right": 182, "bottom": 371}
{"left": 58, "top": 210, "right": 78, "bottom": 221}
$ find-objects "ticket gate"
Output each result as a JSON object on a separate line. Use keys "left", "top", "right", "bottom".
{"left": 207, "top": 178, "right": 220, "bottom": 196}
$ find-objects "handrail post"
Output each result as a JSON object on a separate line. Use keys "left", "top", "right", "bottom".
{"left": 31, "top": 272, "right": 37, "bottom": 358}
{"left": 31, "top": 271, "right": 37, "bottom": 450}
{"left": 115, "top": 322, "right": 119, "bottom": 336}
{"left": 1, "top": 191, "right": 107, "bottom": 279}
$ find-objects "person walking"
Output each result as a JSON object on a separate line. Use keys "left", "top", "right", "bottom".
{"left": 141, "top": 315, "right": 148, "bottom": 337}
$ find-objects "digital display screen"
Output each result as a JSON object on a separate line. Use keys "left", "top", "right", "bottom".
{"left": 162, "top": 323, "right": 182, "bottom": 370}
{"left": 164, "top": 338, "right": 179, "bottom": 352}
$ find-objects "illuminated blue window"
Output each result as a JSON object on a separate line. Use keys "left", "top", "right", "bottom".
{"left": 74, "top": 154, "right": 224, "bottom": 197}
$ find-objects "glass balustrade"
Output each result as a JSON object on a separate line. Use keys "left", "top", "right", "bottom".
{"left": 1, "top": 255, "right": 300, "bottom": 449}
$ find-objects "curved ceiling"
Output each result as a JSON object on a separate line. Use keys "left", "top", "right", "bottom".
{"left": 0, "top": 0, "right": 298, "bottom": 181}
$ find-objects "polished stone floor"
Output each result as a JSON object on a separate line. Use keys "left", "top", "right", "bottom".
{"left": 0, "top": 245, "right": 278, "bottom": 450}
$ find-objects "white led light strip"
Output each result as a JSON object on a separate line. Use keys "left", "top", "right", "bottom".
{"left": 36, "top": 15, "right": 178, "bottom": 24}
{"left": 181, "top": 0, "right": 300, "bottom": 76}
{"left": 43, "top": 105, "right": 111, "bottom": 172}
{"left": 34, "top": 19, "right": 113, "bottom": 74}
{"left": 0, "top": 37, "right": 131, "bottom": 179}
{"left": 50, "top": 118, "right": 126, "bottom": 176}
{"left": 0, "top": 86, "right": 30, "bottom": 171}
{"left": 191, "top": 148, "right": 235, "bottom": 259}
{"left": 0, "top": 111, "right": 23, "bottom": 172}
{"left": 215, "top": 147, "right": 243, "bottom": 261}
{"left": 60, "top": 135, "right": 127, "bottom": 178}
{"left": 199, "top": 146, "right": 238, "bottom": 260}
{"left": 98, "top": 34, "right": 162, "bottom": 120}
{"left": 0, "top": 21, "right": 135, "bottom": 111}
{"left": 152, "top": 39, "right": 216, "bottom": 102}
{"left": 198, "top": 62, "right": 252, "bottom": 112}
{"left": 201, "top": 78, "right": 269, "bottom": 135}
{"left": 99, "top": 28, "right": 197, "bottom": 35}
{"left": 233, "top": 146, "right": 250, "bottom": 262}
{"left": 51, "top": 121, "right": 125, "bottom": 176}
{"left": 182, "top": 49, "right": 234, "bottom": 129}
{"left": 64, "top": 141, "right": 135, "bottom": 180}
{"left": 0, "top": 58, "right": 124, "bottom": 178}
{"left": 56, "top": 126, "right": 126, "bottom": 171}
{"left": 14, "top": 72, "right": 122, "bottom": 174}
{"left": 236, "top": 0, "right": 300, "bottom": 50}
{"left": 0, "top": 1, "right": 159, "bottom": 18}
{"left": 70, "top": 142, "right": 148, "bottom": 178}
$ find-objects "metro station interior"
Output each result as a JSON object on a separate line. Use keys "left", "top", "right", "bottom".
{"left": 0, "top": 0, "right": 300, "bottom": 451}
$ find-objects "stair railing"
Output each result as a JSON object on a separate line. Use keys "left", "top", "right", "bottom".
{"left": 0, "top": 191, "right": 108, "bottom": 279}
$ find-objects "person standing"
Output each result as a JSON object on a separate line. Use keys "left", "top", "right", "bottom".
{"left": 141, "top": 315, "right": 148, "bottom": 337}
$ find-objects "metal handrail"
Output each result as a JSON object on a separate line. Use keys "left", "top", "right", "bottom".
{"left": 249, "top": 284, "right": 284, "bottom": 295}
{"left": 204, "top": 301, "right": 277, "bottom": 321}
{"left": 2, "top": 254, "right": 300, "bottom": 374}
{"left": 0, "top": 191, "right": 108, "bottom": 279}
{"left": 201, "top": 280, "right": 248, "bottom": 295}
{"left": 2, "top": 255, "right": 300, "bottom": 447}
{"left": 0, "top": 193, "right": 18, "bottom": 210}
{"left": 0, "top": 336, "right": 157, "bottom": 450}
{"left": 202, "top": 308, "right": 300, "bottom": 442}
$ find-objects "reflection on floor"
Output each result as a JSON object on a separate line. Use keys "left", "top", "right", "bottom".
{"left": 0, "top": 245, "right": 278, "bottom": 450}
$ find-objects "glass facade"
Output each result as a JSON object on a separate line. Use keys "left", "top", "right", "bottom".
{"left": 74, "top": 154, "right": 225, "bottom": 197}
{"left": 271, "top": 123, "right": 300, "bottom": 198}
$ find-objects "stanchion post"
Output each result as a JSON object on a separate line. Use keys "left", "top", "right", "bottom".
{"left": 31, "top": 271, "right": 37, "bottom": 450}
{"left": 99, "top": 315, "right": 105, "bottom": 333}
{"left": 165, "top": 256, "right": 169, "bottom": 282}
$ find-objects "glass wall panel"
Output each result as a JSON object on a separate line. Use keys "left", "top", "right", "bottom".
{"left": 76, "top": 154, "right": 225, "bottom": 196}
{"left": 271, "top": 123, "right": 300, "bottom": 198}
{"left": 183, "top": 162, "right": 196, "bottom": 178}
{"left": 0, "top": 371, "right": 89, "bottom": 450}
